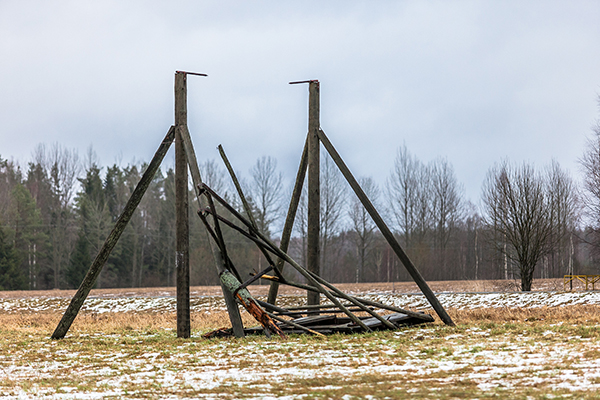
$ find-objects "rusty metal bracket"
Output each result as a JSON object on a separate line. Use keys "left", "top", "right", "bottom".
{"left": 176, "top": 70, "right": 208, "bottom": 77}
{"left": 289, "top": 79, "right": 319, "bottom": 85}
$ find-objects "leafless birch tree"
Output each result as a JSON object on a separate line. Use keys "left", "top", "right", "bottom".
{"left": 320, "top": 155, "right": 347, "bottom": 281}
{"left": 249, "top": 156, "right": 284, "bottom": 237}
{"left": 31, "top": 143, "right": 81, "bottom": 288}
{"left": 387, "top": 144, "right": 431, "bottom": 250}
{"left": 545, "top": 159, "right": 579, "bottom": 277}
{"left": 430, "top": 157, "right": 465, "bottom": 270}
{"left": 349, "top": 176, "right": 379, "bottom": 283}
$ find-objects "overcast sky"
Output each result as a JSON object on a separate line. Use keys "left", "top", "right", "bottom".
{"left": 1, "top": 1, "right": 599, "bottom": 203}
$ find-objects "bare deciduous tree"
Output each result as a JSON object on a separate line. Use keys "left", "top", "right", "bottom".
{"left": 545, "top": 159, "right": 579, "bottom": 277}
{"left": 482, "top": 161, "right": 554, "bottom": 291}
{"left": 580, "top": 118, "right": 600, "bottom": 233}
{"left": 387, "top": 144, "right": 431, "bottom": 250}
{"left": 349, "top": 176, "right": 379, "bottom": 283}
{"left": 578, "top": 110, "right": 600, "bottom": 269}
{"left": 430, "top": 157, "right": 464, "bottom": 270}
{"left": 200, "top": 159, "right": 229, "bottom": 196}
{"left": 249, "top": 156, "right": 284, "bottom": 237}
{"left": 320, "top": 154, "right": 347, "bottom": 281}
{"left": 32, "top": 143, "right": 81, "bottom": 288}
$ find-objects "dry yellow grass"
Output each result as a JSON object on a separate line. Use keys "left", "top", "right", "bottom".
{"left": 0, "top": 311, "right": 260, "bottom": 335}
{"left": 2, "top": 304, "right": 599, "bottom": 337}
{"left": 0, "top": 278, "right": 597, "bottom": 338}
{"left": 448, "top": 304, "right": 600, "bottom": 325}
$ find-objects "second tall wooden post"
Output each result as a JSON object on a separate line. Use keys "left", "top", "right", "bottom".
{"left": 307, "top": 81, "right": 320, "bottom": 305}
{"left": 175, "top": 72, "right": 191, "bottom": 338}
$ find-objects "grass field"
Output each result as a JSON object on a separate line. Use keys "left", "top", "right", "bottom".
{"left": 1, "top": 280, "right": 600, "bottom": 399}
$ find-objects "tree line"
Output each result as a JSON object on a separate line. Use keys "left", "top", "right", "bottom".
{"left": 1, "top": 112, "right": 599, "bottom": 291}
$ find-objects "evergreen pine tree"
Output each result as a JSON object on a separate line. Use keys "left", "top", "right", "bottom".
{"left": 73, "top": 163, "right": 111, "bottom": 287}
{"left": 10, "top": 184, "right": 48, "bottom": 290}
{"left": 65, "top": 232, "right": 91, "bottom": 289}
{"left": 0, "top": 224, "right": 26, "bottom": 290}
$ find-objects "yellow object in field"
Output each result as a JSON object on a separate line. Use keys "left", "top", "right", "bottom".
{"left": 564, "top": 275, "right": 600, "bottom": 291}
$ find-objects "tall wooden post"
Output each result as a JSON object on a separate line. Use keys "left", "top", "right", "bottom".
{"left": 175, "top": 72, "right": 190, "bottom": 338}
{"left": 307, "top": 80, "right": 320, "bottom": 305}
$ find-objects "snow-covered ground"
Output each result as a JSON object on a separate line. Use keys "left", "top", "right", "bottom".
{"left": 1, "top": 290, "right": 600, "bottom": 314}
{"left": 1, "top": 325, "right": 600, "bottom": 399}
{"left": 2, "top": 291, "right": 600, "bottom": 399}
{"left": 369, "top": 290, "right": 600, "bottom": 310}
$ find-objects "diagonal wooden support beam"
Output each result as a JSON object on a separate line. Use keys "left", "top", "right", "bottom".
{"left": 51, "top": 126, "right": 176, "bottom": 339}
{"left": 267, "top": 137, "right": 308, "bottom": 304}
{"left": 199, "top": 184, "right": 371, "bottom": 332}
{"left": 316, "top": 128, "right": 455, "bottom": 326}
{"left": 258, "top": 274, "right": 432, "bottom": 322}
{"left": 217, "top": 145, "right": 280, "bottom": 277}
{"left": 196, "top": 196, "right": 286, "bottom": 338}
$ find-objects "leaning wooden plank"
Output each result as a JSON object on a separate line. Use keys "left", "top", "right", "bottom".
{"left": 316, "top": 128, "right": 455, "bottom": 327}
{"left": 218, "top": 145, "right": 259, "bottom": 231}
{"left": 284, "top": 329, "right": 336, "bottom": 335}
{"left": 51, "top": 126, "right": 176, "bottom": 339}
{"left": 265, "top": 311, "right": 326, "bottom": 337}
{"left": 267, "top": 138, "right": 308, "bottom": 304}
{"left": 286, "top": 303, "right": 354, "bottom": 310}
{"left": 289, "top": 314, "right": 337, "bottom": 326}
{"left": 385, "top": 313, "right": 434, "bottom": 324}
{"left": 259, "top": 273, "right": 431, "bottom": 321}
{"left": 361, "top": 313, "right": 408, "bottom": 328}
{"left": 199, "top": 184, "right": 372, "bottom": 332}
{"left": 196, "top": 207, "right": 243, "bottom": 282}
{"left": 255, "top": 299, "right": 290, "bottom": 314}
{"left": 293, "top": 324, "right": 358, "bottom": 333}
{"left": 197, "top": 190, "right": 370, "bottom": 331}
{"left": 176, "top": 125, "right": 245, "bottom": 338}
{"left": 217, "top": 145, "right": 278, "bottom": 274}
{"left": 307, "top": 270, "right": 396, "bottom": 330}
{"left": 204, "top": 191, "right": 233, "bottom": 274}
{"left": 361, "top": 313, "right": 432, "bottom": 329}
{"left": 348, "top": 297, "right": 434, "bottom": 322}
{"left": 265, "top": 308, "right": 372, "bottom": 318}
{"left": 197, "top": 204, "right": 288, "bottom": 338}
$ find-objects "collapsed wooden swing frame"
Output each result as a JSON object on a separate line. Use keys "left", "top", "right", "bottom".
{"left": 51, "top": 73, "right": 453, "bottom": 340}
